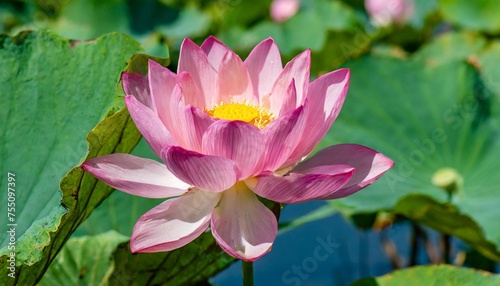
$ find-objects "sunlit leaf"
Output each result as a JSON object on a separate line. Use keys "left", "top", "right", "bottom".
{"left": 39, "top": 231, "right": 129, "bottom": 286}
{"left": 439, "top": 0, "right": 500, "bottom": 33}
{"left": 352, "top": 264, "right": 500, "bottom": 286}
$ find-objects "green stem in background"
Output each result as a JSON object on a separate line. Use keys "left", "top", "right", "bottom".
{"left": 242, "top": 260, "right": 254, "bottom": 286}
{"left": 410, "top": 221, "right": 441, "bottom": 264}
{"left": 409, "top": 221, "right": 419, "bottom": 266}
{"left": 442, "top": 175, "right": 456, "bottom": 265}
{"left": 442, "top": 183, "right": 453, "bottom": 264}
{"left": 432, "top": 168, "right": 462, "bottom": 264}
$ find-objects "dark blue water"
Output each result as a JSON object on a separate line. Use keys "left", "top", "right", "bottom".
{"left": 212, "top": 201, "right": 414, "bottom": 285}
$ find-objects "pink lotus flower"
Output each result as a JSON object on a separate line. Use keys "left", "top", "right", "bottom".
{"left": 270, "top": 0, "right": 300, "bottom": 23}
{"left": 365, "top": 0, "right": 415, "bottom": 27}
{"left": 81, "top": 36, "right": 393, "bottom": 261}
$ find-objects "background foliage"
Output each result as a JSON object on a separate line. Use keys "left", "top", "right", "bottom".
{"left": 0, "top": 0, "right": 499, "bottom": 285}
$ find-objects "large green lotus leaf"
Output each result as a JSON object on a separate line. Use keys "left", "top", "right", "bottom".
{"left": 351, "top": 265, "right": 500, "bottom": 286}
{"left": 413, "top": 33, "right": 500, "bottom": 129}
{"left": 39, "top": 231, "right": 129, "bottom": 286}
{"left": 318, "top": 56, "right": 500, "bottom": 259}
{"left": 439, "top": 0, "right": 500, "bottom": 33}
{"left": 0, "top": 30, "right": 143, "bottom": 284}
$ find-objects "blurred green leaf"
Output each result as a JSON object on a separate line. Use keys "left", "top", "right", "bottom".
{"left": 219, "top": 0, "right": 362, "bottom": 58}
{"left": 52, "top": 0, "right": 202, "bottom": 55}
{"left": 439, "top": 0, "right": 500, "bottom": 33}
{"left": 351, "top": 265, "right": 500, "bottom": 286}
{"left": 414, "top": 32, "right": 487, "bottom": 66}
{"left": 394, "top": 195, "right": 500, "bottom": 261}
{"left": 39, "top": 231, "right": 129, "bottom": 286}
{"left": 311, "top": 29, "right": 376, "bottom": 73}
{"left": 317, "top": 56, "right": 500, "bottom": 260}
{"left": 413, "top": 32, "right": 500, "bottom": 130}
{"left": 218, "top": 22, "right": 284, "bottom": 60}
{"left": 137, "top": 33, "right": 171, "bottom": 60}
{"left": 477, "top": 40, "right": 500, "bottom": 124}
{"left": 281, "top": 8, "right": 325, "bottom": 52}
{"left": 215, "top": 0, "right": 271, "bottom": 28}
{"left": 315, "top": 0, "right": 359, "bottom": 30}
{"left": 157, "top": 7, "right": 209, "bottom": 42}
{"left": 0, "top": 30, "right": 143, "bottom": 285}
{"left": 54, "top": 0, "right": 130, "bottom": 40}
{"left": 281, "top": 0, "right": 361, "bottom": 55}
{"left": 408, "top": 0, "right": 439, "bottom": 29}
{"left": 478, "top": 41, "right": 500, "bottom": 94}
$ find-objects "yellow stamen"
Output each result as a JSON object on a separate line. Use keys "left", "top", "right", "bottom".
{"left": 206, "top": 100, "right": 274, "bottom": 129}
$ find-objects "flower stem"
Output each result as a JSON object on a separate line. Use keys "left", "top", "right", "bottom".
{"left": 242, "top": 261, "right": 254, "bottom": 286}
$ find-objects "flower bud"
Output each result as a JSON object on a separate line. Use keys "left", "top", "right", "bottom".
{"left": 432, "top": 167, "right": 462, "bottom": 197}
{"left": 365, "top": 0, "right": 415, "bottom": 27}
{"left": 270, "top": 0, "right": 300, "bottom": 23}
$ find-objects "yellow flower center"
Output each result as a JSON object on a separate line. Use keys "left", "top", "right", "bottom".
{"left": 206, "top": 100, "right": 273, "bottom": 129}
